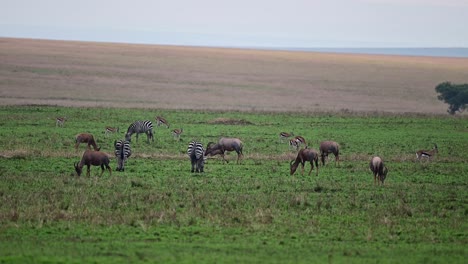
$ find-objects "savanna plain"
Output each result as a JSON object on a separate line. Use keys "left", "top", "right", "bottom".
{"left": 0, "top": 38, "right": 467, "bottom": 263}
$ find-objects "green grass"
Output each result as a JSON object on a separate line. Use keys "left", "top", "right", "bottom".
{"left": 0, "top": 106, "right": 467, "bottom": 263}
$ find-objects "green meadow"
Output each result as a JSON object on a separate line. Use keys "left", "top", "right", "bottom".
{"left": 0, "top": 106, "right": 467, "bottom": 263}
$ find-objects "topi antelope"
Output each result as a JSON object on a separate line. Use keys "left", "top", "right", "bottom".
{"left": 156, "top": 116, "right": 170, "bottom": 128}
{"left": 75, "top": 133, "right": 100, "bottom": 151}
{"left": 319, "top": 141, "right": 340, "bottom": 166}
{"left": 205, "top": 137, "right": 244, "bottom": 164}
{"left": 56, "top": 117, "right": 66, "bottom": 127}
{"left": 290, "top": 148, "right": 319, "bottom": 176}
{"left": 172, "top": 128, "right": 183, "bottom": 141}
{"left": 105, "top": 126, "right": 119, "bottom": 137}
{"left": 279, "top": 132, "right": 294, "bottom": 143}
{"left": 289, "top": 136, "right": 306, "bottom": 151}
{"left": 370, "top": 156, "right": 388, "bottom": 185}
{"left": 74, "top": 150, "right": 112, "bottom": 177}
{"left": 416, "top": 143, "right": 438, "bottom": 161}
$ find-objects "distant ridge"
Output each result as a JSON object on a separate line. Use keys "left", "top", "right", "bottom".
{"left": 270, "top": 47, "right": 468, "bottom": 58}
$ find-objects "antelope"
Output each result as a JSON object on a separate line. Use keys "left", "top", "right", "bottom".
{"left": 279, "top": 132, "right": 294, "bottom": 143}
{"left": 172, "top": 128, "right": 183, "bottom": 141}
{"left": 156, "top": 116, "right": 170, "bottom": 128}
{"left": 56, "top": 117, "right": 66, "bottom": 127}
{"left": 319, "top": 141, "right": 340, "bottom": 166}
{"left": 75, "top": 133, "right": 100, "bottom": 151}
{"left": 289, "top": 136, "right": 306, "bottom": 151}
{"left": 74, "top": 150, "right": 112, "bottom": 177}
{"left": 416, "top": 143, "right": 438, "bottom": 161}
{"left": 370, "top": 156, "right": 388, "bottom": 185}
{"left": 105, "top": 126, "right": 119, "bottom": 136}
{"left": 290, "top": 148, "right": 319, "bottom": 176}
{"left": 205, "top": 137, "right": 244, "bottom": 164}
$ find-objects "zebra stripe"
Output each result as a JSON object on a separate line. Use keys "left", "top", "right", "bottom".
{"left": 125, "top": 120, "right": 154, "bottom": 143}
{"left": 187, "top": 141, "right": 205, "bottom": 173}
{"left": 114, "top": 140, "right": 131, "bottom": 171}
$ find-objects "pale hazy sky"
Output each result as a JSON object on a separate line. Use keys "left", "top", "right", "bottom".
{"left": 1, "top": 0, "right": 467, "bottom": 47}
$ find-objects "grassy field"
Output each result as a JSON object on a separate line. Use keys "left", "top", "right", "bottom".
{"left": 0, "top": 106, "right": 467, "bottom": 263}
{"left": 2, "top": 38, "right": 468, "bottom": 114}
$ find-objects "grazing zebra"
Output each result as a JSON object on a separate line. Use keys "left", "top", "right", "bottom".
{"left": 172, "top": 128, "right": 183, "bottom": 141}
{"left": 56, "top": 117, "right": 66, "bottom": 127}
{"left": 125, "top": 121, "right": 154, "bottom": 143}
{"left": 156, "top": 116, "right": 170, "bottom": 128}
{"left": 114, "top": 140, "right": 131, "bottom": 171}
{"left": 187, "top": 141, "right": 205, "bottom": 173}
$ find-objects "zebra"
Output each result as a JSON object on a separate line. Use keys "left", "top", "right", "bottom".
{"left": 114, "top": 140, "right": 131, "bottom": 171}
{"left": 125, "top": 120, "right": 154, "bottom": 143}
{"left": 187, "top": 141, "right": 205, "bottom": 173}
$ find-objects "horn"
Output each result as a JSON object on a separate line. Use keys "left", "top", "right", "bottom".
{"left": 290, "top": 160, "right": 295, "bottom": 166}
{"left": 74, "top": 162, "right": 78, "bottom": 169}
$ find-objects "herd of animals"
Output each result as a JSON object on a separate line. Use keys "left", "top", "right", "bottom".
{"left": 55, "top": 116, "right": 439, "bottom": 186}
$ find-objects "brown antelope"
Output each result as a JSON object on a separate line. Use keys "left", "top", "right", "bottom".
{"left": 75, "top": 133, "right": 100, "bottom": 151}
{"left": 56, "top": 117, "right": 66, "bottom": 127}
{"left": 279, "top": 132, "right": 294, "bottom": 143}
{"left": 319, "top": 141, "right": 340, "bottom": 166}
{"left": 290, "top": 148, "right": 319, "bottom": 176}
{"left": 172, "top": 128, "right": 183, "bottom": 141}
{"left": 156, "top": 116, "right": 170, "bottom": 128}
{"left": 74, "top": 150, "right": 112, "bottom": 177}
{"left": 370, "top": 156, "right": 388, "bottom": 185}
{"left": 105, "top": 126, "right": 119, "bottom": 136}
{"left": 416, "top": 144, "right": 438, "bottom": 161}
{"left": 289, "top": 136, "right": 307, "bottom": 151}
{"left": 205, "top": 137, "right": 244, "bottom": 164}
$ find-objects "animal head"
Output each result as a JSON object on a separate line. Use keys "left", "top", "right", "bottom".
{"left": 380, "top": 166, "right": 389, "bottom": 183}
{"left": 290, "top": 160, "right": 299, "bottom": 175}
{"left": 74, "top": 162, "right": 82, "bottom": 176}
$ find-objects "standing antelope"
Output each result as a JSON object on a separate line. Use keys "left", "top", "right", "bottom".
{"left": 125, "top": 121, "right": 154, "bottom": 143}
{"left": 187, "top": 141, "right": 205, "bottom": 173}
{"left": 289, "top": 136, "right": 306, "bottom": 151}
{"left": 370, "top": 156, "right": 388, "bottom": 185}
{"left": 75, "top": 133, "right": 100, "bottom": 151}
{"left": 290, "top": 148, "right": 319, "bottom": 176}
{"left": 279, "top": 132, "right": 294, "bottom": 143}
{"left": 105, "top": 127, "right": 119, "bottom": 137}
{"left": 74, "top": 150, "right": 112, "bottom": 177}
{"left": 156, "top": 116, "right": 170, "bottom": 128}
{"left": 172, "top": 128, "right": 183, "bottom": 141}
{"left": 319, "top": 141, "right": 340, "bottom": 166}
{"left": 205, "top": 137, "right": 244, "bottom": 164}
{"left": 416, "top": 144, "right": 438, "bottom": 161}
{"left": 56, "top": 117, "right": 66, "bottom": 127}
{"left": 114, "top": 140, "right": 131, "bottom": 171}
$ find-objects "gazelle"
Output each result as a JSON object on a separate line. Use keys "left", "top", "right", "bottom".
{"left": 156, "top": 116, "right": 170, "bottom": 128}
{"left": 105, "top": 127, "right": 119, "bottom": 137}
{"left": 56, "top": 117, "right": 66, "bottom": 127}
{"left": 279, "top": 132, "right": 294, "bottom": 143}
{"left": 171, "top": 128, "right": 183, "bottom": 141}
{"left": 416, "top": 143, "right": 438, "bottom": 161}
{"left": 289, "top": 136, "right": 306, "bottom": 151}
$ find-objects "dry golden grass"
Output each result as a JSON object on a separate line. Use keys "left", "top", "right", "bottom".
{"left": 1, "top": 37, "right": 468, "bottom": 113}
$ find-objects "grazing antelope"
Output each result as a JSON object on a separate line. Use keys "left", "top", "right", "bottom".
{"left": 105, "top": 126, "right": 119, "bottom": 136}
{"left": 319, "top": 141, "right": 340, "bottom": 166}
{"left": 75, "top": 133, "right": 100, "bottom": 151}
{"left": 370, "top": 156, "right": 388, "bottom": 185}
{"left": 156, "top": 116, "right": 170, "bottom": 128}
{"left": 172, "top": 128, "right": 183, "bottom": 141}
{"left": 56, "top": 117, "right": 66, "bottom": 127}
{"left": 205, "top": 137, "right": 244, "bottom": 164}
{"left": 289, "top": 136, "right": 306, "bottom": 151}
{"left": 290, "top": 148, "right": 319, "bottom": 176}
{"left": 74, "top": 150, "right": 112, "bottom": 177}
{"left": 416, "top": 144, "right": 438, "bottom": 161}
{"left": 187, "top": 141, "right": 205, "bottom": 173}
{"left": 125, "top": 121, "right": 154, "bottom": 143}
{"left": 279, "top": 132, "right": 294, "bottom": 143}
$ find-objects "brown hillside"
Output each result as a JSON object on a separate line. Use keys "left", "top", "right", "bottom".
{"left": 1, "top": 37, "right": 467, "bottom": 114}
